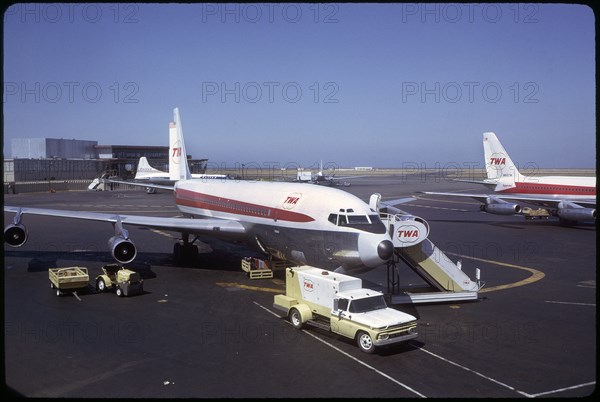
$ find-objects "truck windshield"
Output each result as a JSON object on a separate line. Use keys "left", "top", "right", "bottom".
{"left": 349, "top": 295, "right": 387, "bottom": 313}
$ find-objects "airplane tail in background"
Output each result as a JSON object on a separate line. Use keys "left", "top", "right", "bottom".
{"left": 135, "top": 157, "right": 163, "bottom": 180}
{"left": 169, "top": 108, "right": 192, "bottom": 181}
{"left": 483, "top": 132, "right": 520, "bottom": 189}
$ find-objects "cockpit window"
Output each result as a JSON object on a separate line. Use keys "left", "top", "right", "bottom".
{"left": 347, "top": 215, "right": 369, "bottom": 224}
{"left": 327, "top": 213, "right": 387, "bottom": 234}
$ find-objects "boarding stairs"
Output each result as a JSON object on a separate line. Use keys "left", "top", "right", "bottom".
{"left": 378, "top": 210, "right": 482, "bottom": 304}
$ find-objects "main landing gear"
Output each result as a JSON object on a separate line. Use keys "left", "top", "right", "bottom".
{"left": 173, "top": 234, "right": 200, "bottom": 265}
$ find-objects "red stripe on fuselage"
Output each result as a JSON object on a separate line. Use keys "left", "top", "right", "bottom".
{"left": 499, "top": 182, "right": 596, "bottom": 196}
{"left": 174, "top": 188, "right": 315, "bottom": 222}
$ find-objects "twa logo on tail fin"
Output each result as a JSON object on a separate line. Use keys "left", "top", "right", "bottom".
{"left": 169, "top": 108, "right": 192, "bottom": 181}
{"left": 489, "top": 157, "right": 506, "bottom": 166}
{"left": 483, "top": 132, "right": 520, "bottom": 184}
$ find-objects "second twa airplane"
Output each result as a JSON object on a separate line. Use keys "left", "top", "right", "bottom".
{"left": 421, "top": 132, "right": 596, "bottom": 225}
{"left": 5, "top": 108, "right": 425, "bottom": 274}
{"left": 134, "top": 121, "right": 229, "bottom": 185}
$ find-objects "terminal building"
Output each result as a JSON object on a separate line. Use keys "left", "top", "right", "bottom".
{"left": 4, "top": 137, "right": 208, "bottom": 183}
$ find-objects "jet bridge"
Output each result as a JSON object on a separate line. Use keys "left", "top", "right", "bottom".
{"left": 378, "top": 211, "right": 482, "bottom": 304}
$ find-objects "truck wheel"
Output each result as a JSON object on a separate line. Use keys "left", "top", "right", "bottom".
{"left": 56, "top": 289, "right": 61, "bottom": 297}
{"left": 356, "top": 331, "right": 375, "bottom": 354}
{"left": 97, "top": 278, "right": 106, "bottom": 292}
{"left": 116, "top": 287, "right": 123, "bottom": 297}
{"left": 289, "top": 308, "right": 303, "bottom": 330}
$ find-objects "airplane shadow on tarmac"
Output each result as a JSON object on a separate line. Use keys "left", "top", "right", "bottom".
{"left": 5, "top": 240, "right": 266, "bottom": 278}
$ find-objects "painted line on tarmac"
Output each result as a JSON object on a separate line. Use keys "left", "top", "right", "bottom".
{"left": 526, "top": 381, "right": 596, "bottom": 398}
{"left": 446, "top": 252, "right": 545, "bottom": 293}
{"left": 149, "top": 229, "right": 179, "bottom": 239}
{"left": 253, "top": 301, "right": 427, "bottom": 398}
{"left": 218, "top": 282, "right": 282, "bottom": 293}
{"left": 415, "top": 344, "right": 528, "bottom": 397}
{"left": 415, "top": 345, "right": 596, "bottom": 397}
{"left": 544, "top": 300, "right": 595, "bottom": 307}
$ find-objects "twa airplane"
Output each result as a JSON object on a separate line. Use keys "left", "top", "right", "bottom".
{"left": 422, "top": 132, "right": 596, "bottom": 225}
{"left": 134, "top": 122, "right": 228, "bottom": 184}
{"left": 4, "top": 108, "right": 417, "bottom": 274}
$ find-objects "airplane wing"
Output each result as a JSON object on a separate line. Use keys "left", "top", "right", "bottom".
{"left": 418, "top": 191, "right": 596, "bottom": 209}
{"left": 3, "top": 206, "right": 246, "bottom": 235}
{"left": 104, "top": 179, "right": 177, "bottom": 192}
{"left": 451, "top": 179, "right": 497, "bottom": 190}
{"left": 372, "top": 196, "right": 417, "bottom": 216}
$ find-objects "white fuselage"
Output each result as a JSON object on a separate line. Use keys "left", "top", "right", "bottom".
{"left": 493, "top": 174, "right": 596, "bottom": 201}
{"left": 173, "top": 178, "right": 394, "bottom": 273}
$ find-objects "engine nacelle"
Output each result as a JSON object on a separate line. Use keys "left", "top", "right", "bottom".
{"left": 108, "top": 235, "right": 137, "bottom": 264}
{"left": 482, "top": 203, "right": 522, "bottom": 215}
{"left": 557, "top": 207, "right": 596, "bottom": 221}
{"left": 4, "top": 223, "right": 28, "bottom": 247}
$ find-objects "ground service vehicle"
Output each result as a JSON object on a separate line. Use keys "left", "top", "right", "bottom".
{"left": 49, "top": 267, "right": 90, "bottom": 296}
{"left": 96, "top": 264, "right": 143, "bottom": 297}
{"left": 273, "top": 266, "right": 418, "bottom": 353}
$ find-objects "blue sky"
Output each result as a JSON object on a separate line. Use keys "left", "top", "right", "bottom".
{"left": 3, "top": 3, "right": 596, "bottom": 169}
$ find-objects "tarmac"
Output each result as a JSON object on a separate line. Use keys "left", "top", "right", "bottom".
{"left": 3, "top": 174, "right": 596, "bottom": 398}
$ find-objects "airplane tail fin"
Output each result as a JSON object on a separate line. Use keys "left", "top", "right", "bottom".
{"left": 483, "top": 132, "right": 520, "bottom": 188}
{"left": 135, "top": 157, "right": 163, "bottom": 179}
{"left": 169, "top": 108, "right": 192, "bottom": 181}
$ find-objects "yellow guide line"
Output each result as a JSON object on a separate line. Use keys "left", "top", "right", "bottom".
{"left": 216, "top": 282, "right": 282, "bottom": 293}
{"left": 446, "top": 252, "right": 545, "bottom": 293}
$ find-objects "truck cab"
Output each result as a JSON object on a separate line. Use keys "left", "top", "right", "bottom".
{"left": 332, "top": 289, "right": 418, "bottom": 353}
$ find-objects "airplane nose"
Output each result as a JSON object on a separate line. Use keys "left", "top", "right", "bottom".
{"left": 358, "top": 234, "right": 395, "bottom": 269}
{"left": 377, "top": 239, "right": 394, "bottom": 260}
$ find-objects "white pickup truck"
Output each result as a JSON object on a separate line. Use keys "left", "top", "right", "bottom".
{"left": 273, "top": 266, "right": 418, "bottom": 353}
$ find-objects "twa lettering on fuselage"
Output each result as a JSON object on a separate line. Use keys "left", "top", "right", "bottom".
{"left": 489, "top": 157, "right": 506, "bottom": 166}
{"left": 283, "top": 193, "right": 302, "bottom": 210}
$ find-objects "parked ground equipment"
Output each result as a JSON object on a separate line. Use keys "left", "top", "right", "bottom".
{"left": 96, "top": 263, "right": 143, "bottom": 297}
{"left": 49, "top": 267, "right": 90, "bottom": 297}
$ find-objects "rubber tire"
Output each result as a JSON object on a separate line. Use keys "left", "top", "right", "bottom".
{"left": 289, "top": 308, "right": 303, "bottom": 330}
{"left": 56, "top": 289, "right": 61, "bottom": 297}
{"left": 173, "top": 242, "right": 182, "bottom": 262}
{"left": 116, "top": 287, "right": 123, "bottom": 297}
{"left": 97, "top": 278, "right": 106, "bottom": 292}
{"left": 356, "top": 331, "right": 375, "bottom": 354}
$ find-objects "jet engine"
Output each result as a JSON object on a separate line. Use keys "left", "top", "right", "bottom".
{"left": 107, "top": 216, "right": 137, "bottom": 264}
{"left": 557, "top": 204, "right": 596, "bottom": 221}
{"left": 108, "top": 235, "right": 137, "bottom": 264}
{"left": 481, "top": 200, "right": 522, "bottom": 215}
{"left": 4, "top": 223, "right": 28, "bottom": 247}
